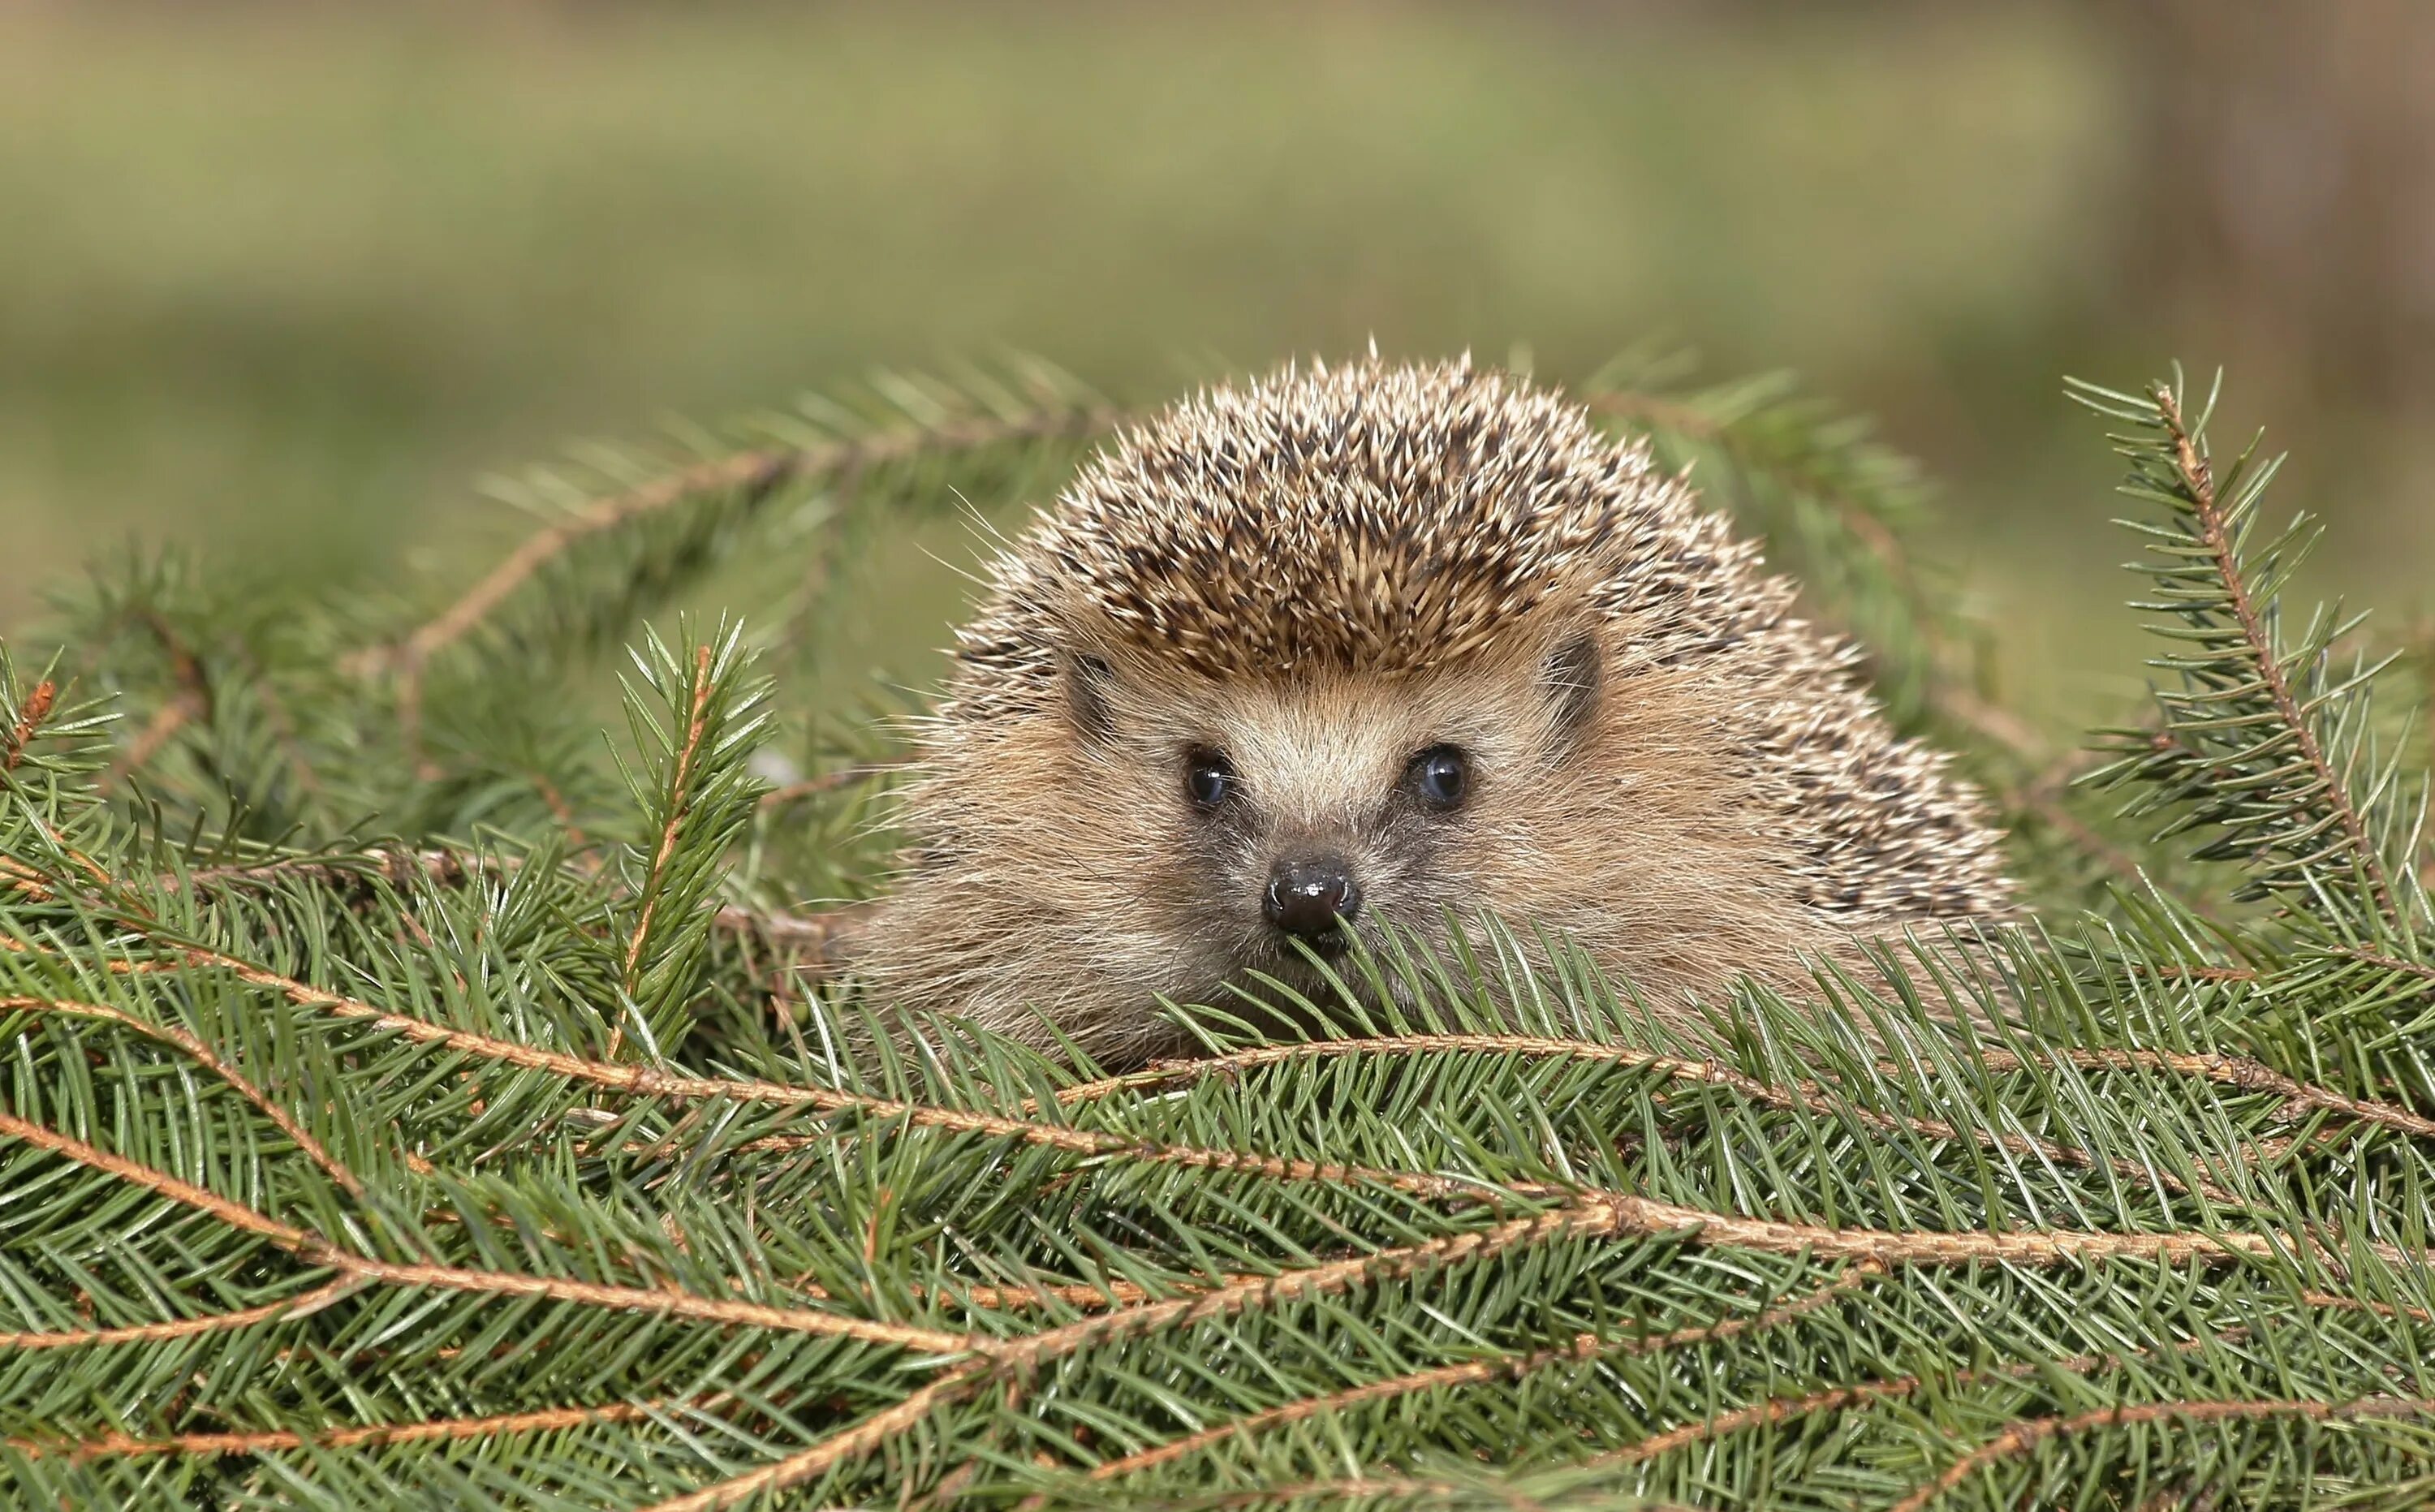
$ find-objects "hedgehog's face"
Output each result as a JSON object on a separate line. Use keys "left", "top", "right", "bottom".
{"left": 1049, "top": 627, "right": 1607, "bottom": 1002}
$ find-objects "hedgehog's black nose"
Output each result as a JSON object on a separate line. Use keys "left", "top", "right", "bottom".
{"left": 1264, "top": 855, "right": 1362, "bottom": 945}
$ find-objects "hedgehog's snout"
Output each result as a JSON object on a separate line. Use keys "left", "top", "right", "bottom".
{"left": 1263, "top": 853, "right": 1363, "bottom": 951}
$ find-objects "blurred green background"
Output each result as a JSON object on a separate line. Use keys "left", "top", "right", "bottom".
{"left": 6, "top": 2, "right": 2432, "bottom": 732}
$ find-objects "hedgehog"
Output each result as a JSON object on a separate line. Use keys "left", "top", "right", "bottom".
{"left": 855, "top": 357, "right": 2008, "bottom": 1066}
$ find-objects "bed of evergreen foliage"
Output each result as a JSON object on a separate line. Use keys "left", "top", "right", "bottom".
{"left": 2, "top": 359, "right": 2432, "bottom": 1509}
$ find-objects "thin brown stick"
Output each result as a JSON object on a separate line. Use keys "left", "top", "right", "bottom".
{"left": 1062, "top": 1032, "right": 2435, "bottom": 1157}
{"left": 1111, "top": 1475, "right": 1688, "bottom": 1512}
{"left": 0, "top": 1277, "right": 359, "bottom": 1351}
{"left": 359, "top": 406, "right": 1114, "bottom": 686}
{"left": 17, "top": 918, "right": 2435, "bottom": 1273}
{"left": 712, "top": 898, "right": 873, "bottom": 963}
{"left": 7, "top": 1395, "right": 709, "bottom": 1461}
{"left": 793, "top": 1273, "right": 1239, "bottom": 1313}
{"left": 1584, "top": 1337, "right": 2187, "bottom": 1475}
{"left": 159, "top": 846, "right": 505, "bottom": 895}
{"left": 9, "top": 933, "right": 2425, "bottom": 1497}
{"left": 1051, "top": 1033, "right": 2247, "bottom": 1206}
{"left": 2153, "top": 382, "right": 2400, "bottom": 926}
{"left": 104, "top": 692, "right": 204, "bottom": 790}
{"left": 1888, "top": 1394, "right": 2435, "bottom": 1512}
{"left": 626, "top": 643, "right": 717, "bottom": 996}
{"left": 996, "top": 1204, "right": 1641, "bottom": 1376}
{"left": 390, "top": 451, "right": 788, "bottom": 675}
{"left": 1588, "top": 1288, "right": 2425, "bottom": 1475}
{"left": 1971, "top": 1046, "right": 2435, "bottom": 1144}
{"left": 0, "top": 994, "right": 364, "bottom": 1197}
{"left": 0, "top": 1106, "right": 971, "bottom": 1355}
{"left": 628, "top": 1180, "right": 2415, "bottom": 1512}
{"left": 235, "top": 644, "right": 324, "bottom": 800}
{"left": 1085, "top": 1262, "right": 1881, "bottom": 1481}
{"left": 1603, "top": 1378, "right": 1927, "bottom": 1471}
{"left": 133, "top": 844, "right": 865, "bottom": 969}
{"left": 2, "top": 678, "right": 55, "bottom": 771}
{"left": 643, "top": 1374, "right": 968, "bottom": 1512}
{"left": 18, "top": 933, "right": 2424, "bottom": 1271}
{"left": 2, "top": 936, "right": 1547, "bottom": 1204}
{"left": 101, "top": 610, "right": 212, "bottom": 791}
{"left": 640, "top": 1197, "right": 1651, "bottom": 1512}
{"left": 756, "top": 764, "right": 896, "bottom": 810}
{"left": 2324, "top": 943, "right": 2435, "bottom": 988}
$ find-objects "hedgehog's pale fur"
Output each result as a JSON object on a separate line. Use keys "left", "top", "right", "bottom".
{"left": 858, "top": 358, "right": 2008, "bottom": 1065}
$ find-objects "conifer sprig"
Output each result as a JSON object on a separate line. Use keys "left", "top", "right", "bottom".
{"left": 4, "top": 364, "right": 2432, "bottom": 1507}
{"left": 2070, "top": 370, "right": 2427, "bottom": 939}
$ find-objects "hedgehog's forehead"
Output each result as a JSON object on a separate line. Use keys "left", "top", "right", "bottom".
{"left": 1002, "top": 361, "right": 1656, "bottom": 680}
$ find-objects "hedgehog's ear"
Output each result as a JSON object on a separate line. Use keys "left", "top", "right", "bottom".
{"left": 1538, "top": 631, "right": 1602, "bottom": 747}
{"left": 1062, "top": 650, "right": 1121, "bottom": 742}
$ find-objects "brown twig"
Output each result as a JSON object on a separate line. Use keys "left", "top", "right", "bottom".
{"left": 71, "top": 843, "right": 862, "bottom": 973}
{"left": 1593, "top": 1280, "right": 2430, "bottom": 1477}
{"left": 1114, "top": 1475, "right": 1691, "bottom": 1511}
{"left": 0, "top": 1105, "right": 972, "bottom": 1355}
{"left": 7, "top": 1395, "right": 713, "bottom": 1462}
{"left": 2323, "top": 943, "right": 2435, "bottom": 988}
{"left": 1585, "top": 1337, "right": 2199, "bottom": 1476}
{"left": 1050, "top": 1033, "right": 2250, "bottom": 1208}
{"left": 714, "top": 899, "right": 873, "bottom": 972}
{"left": 16, "top": 928, "right": 2426, "bottom": 1269}
{"left": 642, "top": 1374, "right": 969, "bottom": 1512}
{"left": 0, "top": 937, "right": 1539, "bottom": 1204}
{"left": 1973, "top": 1046, "right": 2435, "bottom": 1144}
{"left": 626, "top": 643, "right": 718, "bottom": 993}
{"left": 1084, "top": 1262, "right": 1881, "bottom": 1481}
{"left": 610, "top": 640, "right": 721, "bottom": 1058}
{"left": 2153, "top": 381, "right": 2401, "bottom": 927}
{"left": 7, "top": 930, "right": 2423, "bottom": 1506}
{"left": 640, "top": 1200, "right": 1721, "bottom": 1512}
{"left": 756, "top": 763, "right": 897, "bottom": 810}
{"left": 104, "top": 693, "right": 204, "bottom": 790}
{"left": 0, "top": 995, "right": 364, "bottom": 1197}
{"left": 1889, "top": 1393, "right": 2435, "bottom": 1512}
{"left": 353, "top": 406, "right": 1117, "bottom": 756}
{"left": 641, "top": 1170, "right": 2410, "bottom": 1512}
{"left": 793, "top": 1273, "right": 1233, "bottom": 1313}
{"left": 101, "top": 610, "right": 211, "bottom": 792}
{"left": 0, "top": 1277, "right": 360, "bottom": 1352}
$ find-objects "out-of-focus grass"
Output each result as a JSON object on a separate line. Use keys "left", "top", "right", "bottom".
{"left": 1, "top": 4, "right": 2423, "bottom": 730}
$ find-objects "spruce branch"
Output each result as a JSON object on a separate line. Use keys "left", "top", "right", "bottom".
{"left": 353, "top": 368, "right": 1122, "bottom": 761}
{"left": 2071, "top": 371, "right": 2428, "bottom": 936}
{"left": 0, "top": 1107, "right": 974, "bottom": 1353}
{"left": 608, "top": 625, "right": 774, "bottom": 1050}
{"left": 1049, "top": 1032, "right": 2256, "bottom": 1208}
{"left": 1080, "top": 1262, "right": 1884, "bottom": 1484}
{"left": 7, "top": 1397, "right": 713, "bottom": 1464}
{"left": 0, "top": 1276, "right": 362, "bottom": 1352}
{"left": 5, "top": 363, "right": 2435, "bottom": 1507}
{"left": 1888, "top": 1395, "right": 2435, "bottom": 1512}
{"left": 0, "top": 993, "right": 364, "bottom": 1197}
{"left": 97, "top": 609, "right": 209, "bottom": 792}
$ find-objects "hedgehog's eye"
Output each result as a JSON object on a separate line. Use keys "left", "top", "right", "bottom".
{"left": 1406, "top": 745, "right": 1468, "bottom": 810}
{"left": 1184, "top": 747, "right": 1237, "bottom": 811}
